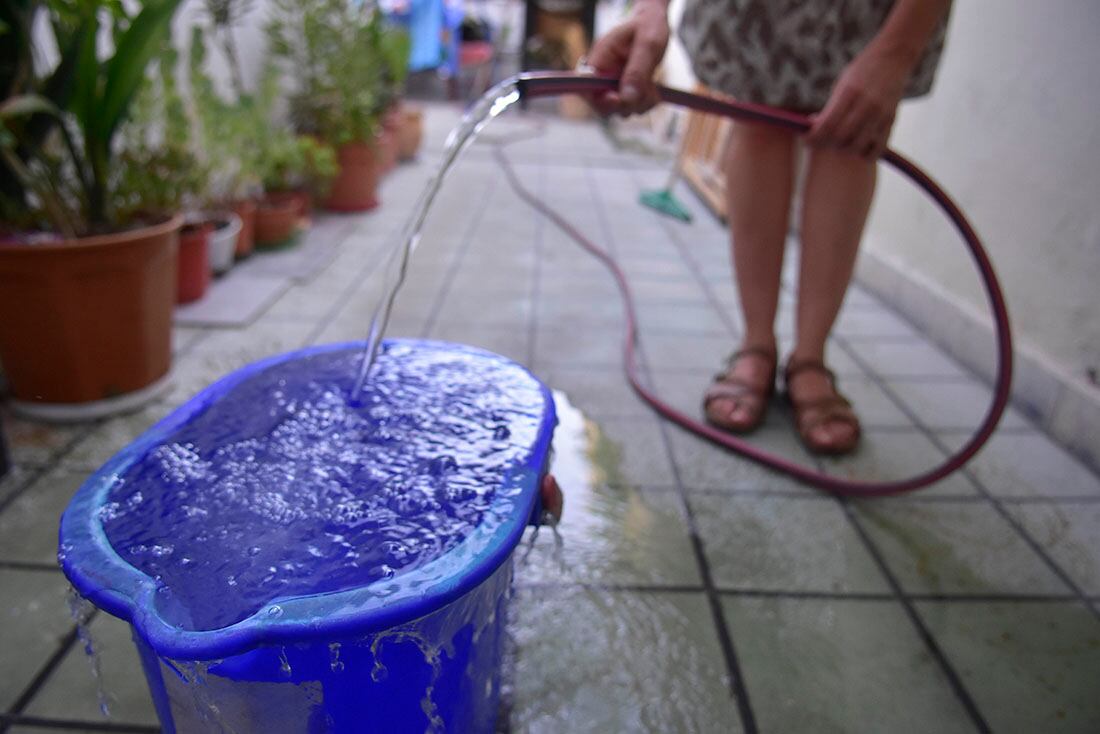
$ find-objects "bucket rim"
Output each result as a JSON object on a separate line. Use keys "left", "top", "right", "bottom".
{"left": 58, "top": 339, "right": 556, "bottom": 660}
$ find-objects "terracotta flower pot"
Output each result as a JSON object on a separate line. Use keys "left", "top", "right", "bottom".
{"left": 379, "top": 128, "right": 399, "bottom": 175}
{"left": 231, "top": 199, "right": 257, "bottom": 258}
{"left": 207, "top": 212, "right": 242, "bottom": 276}
{"left": 254, "top": 195, "right": 301, "bottom": 248}
{"left": 268, "top": 189, "right": 312, "bottom": 220}
{"left": 0, "top": 216, "right": 181, "bottom": 415}
{"left": 177, "top": 222, "right": 212, "bottom": 304}
{"left": 398, "top": 106, "right": 424, "bottom": 161}
{"left": 381, "top": 108, "right": 402, "bottom": 174}
{"left": 325, "top": 140, "right": 382, "bottom": 212}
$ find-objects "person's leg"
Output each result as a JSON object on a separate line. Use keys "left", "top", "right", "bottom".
{"left": 705, "top": 121, "right": 796, "bottom": 430}
{"left": 789, "top": 145, "right": 876, "bottom": 450}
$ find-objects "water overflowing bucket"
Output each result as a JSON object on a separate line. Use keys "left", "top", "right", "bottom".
{"left": 58, "top": 340, "right": 557, "bottom": 733}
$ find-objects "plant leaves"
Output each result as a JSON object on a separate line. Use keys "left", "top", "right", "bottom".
{"left": 98, "top": 0, "right": 183, "bottom": 148}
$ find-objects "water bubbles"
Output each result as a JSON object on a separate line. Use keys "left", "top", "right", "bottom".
{"left": 267, "top": 605, "right": 284, "bottom": 618}
{"left": 492, "top": 425, "right": 511, "bottom": 441}
{"left": 329, "top": 643, "right": 344, "bottom": 673}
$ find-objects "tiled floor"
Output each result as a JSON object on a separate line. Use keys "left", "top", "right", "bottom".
{"left": 2, "top": 105, "right": 1100, "bottom": 733}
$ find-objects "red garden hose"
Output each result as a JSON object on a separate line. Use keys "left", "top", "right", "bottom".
{"left": 507, "top": 72, "right": 1013, "bottom": 497}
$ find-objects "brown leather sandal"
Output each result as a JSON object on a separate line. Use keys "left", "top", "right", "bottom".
{"left": 784, "top": 357, "right": 862, "bottom": 455}
{"left": 703, "top": 346, "right": 777, "bottom": 434}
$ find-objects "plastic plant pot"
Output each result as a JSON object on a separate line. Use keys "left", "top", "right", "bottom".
{"left": 207, "top": 212, "right": 242, "bottom": 276}
{"left": 254, "top": 195, "right": 300, "bottom": 249}
{"left": 59, "top": 340, "right": 556, "bottom": 733}
{"left": 325, "top": 140, "right": 382, "bottom": 212}
{"left": 177, "top": 222, "right": 212, "bottom": 305}
{"left": 231, "top": 199, "right": 257, "bottom": 259}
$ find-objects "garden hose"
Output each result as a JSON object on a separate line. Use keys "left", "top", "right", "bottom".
{"left": 505, "top": 71, "right": 1013, "bottom": 497}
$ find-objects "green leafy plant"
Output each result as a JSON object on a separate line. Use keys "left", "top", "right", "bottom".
{"left": 188, "top": 24, "right": 265, "bottom": 204}
{"left": 0, "top": 0, "right": 185, "bottom": 236}
{"left": 261, "top": 134, "right": 337, "bottom": 198}
{"left": 267, "top": 0, "right": 410, "bottom": 146}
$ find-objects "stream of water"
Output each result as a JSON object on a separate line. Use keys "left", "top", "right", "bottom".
{"left": 352, "top": 81, "right": 523, "bottom": 397}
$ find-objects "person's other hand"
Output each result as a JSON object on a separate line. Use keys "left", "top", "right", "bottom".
{"left": 807, "top": 46, "right": 913, "bottom": 158}
{"left": 587, "top": 0, "right": 669, "bottom": 116}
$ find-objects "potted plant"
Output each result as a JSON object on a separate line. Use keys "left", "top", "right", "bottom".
{"left": 267, "top": 0, "right": 406, "bottom": 211}
{"left": 188, "top": 13, "right": 262, "bottom": 259}
{"left": 261, "top": 134, "right": 337, "bottom": 221}
{"left": 0, "top": 0, "right": 185, "bottom": 418}
{"left": 116, "top": 50, "right": 210, "bottom": 304}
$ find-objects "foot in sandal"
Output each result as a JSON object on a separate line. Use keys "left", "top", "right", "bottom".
{"left": 703, "top": 345, "right": 778, "bottom": 433}
{"left": 784, "top": 356, "right": 862, "bottom": 455}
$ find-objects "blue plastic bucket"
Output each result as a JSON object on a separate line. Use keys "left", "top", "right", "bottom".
{"left": 59, "top": 340, "right": 556, "bottom": 733}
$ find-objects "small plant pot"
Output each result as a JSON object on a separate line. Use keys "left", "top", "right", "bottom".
{"left": 177, "top": 222, "right": 212, "bottom": 305}
{"left": 268, "top": 189, "right": 312, "bottom": 221}
{"left": 231, "top": 199, "right": 257, "bottom": 259}
{"left": 0, "top": 216, "right": 181, "bottom": 417}
{"left": 398, "top": 106, "right": 424, "bottom": 161}
{"left": 207, "top": 212, "right": 242, "bottom": 276}
{"left": 379, "top": 129, "right": 398, "bottom": 175}
{"left": 325, "top": 140, "right": 382, "bottom": 212}
{"left": 255, "top": 196, "right": 301, "bottom": 249}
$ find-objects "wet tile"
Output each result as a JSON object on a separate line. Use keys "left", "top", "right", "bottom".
{"left": 171, "top": 326, "right": 207, "bottom": 355}
{"left": 723, "top": 597, "right": 974, "bottom": 733}
{"left": 941, "top": 431, "right": 1100, "bottom": 499}
{"left": 915, "top": 601, "right": 1100, "bottom": 732}
{"left": 0, "top": 568, "right": 73, "bottom": 709}
{"left": 820, "top": 430, "right": 979, "bottom": 498}
{"left": 665, "top": 424, "right": 819, "bottom": 494}
{"left": 831, "top": 375, "right": 914, "bottom": 428}
{"left": 691, "top": 494, "right": 890, "bottom": 593}
{"left": 24, "top": 613, "right": 158, "bottom": 726}
{"left": 588, "top": 417, "right": 676, "bottom": 489}
{"left": 853, "top": 501, "right": 1070, "bottom": 595}
{"left": 1005, "top": 502, "right": 1100, "bottom": 594}
{"left": 509, "top": 588, "right": 741, "bottom": 733}
{"left": 0, "top": 468, "right": 86, "bottom": 564}
{"left": 0, "top": 464, "right": 31, "bottom": 506}
{"left": 888, "top": 378, "right": 1030, "bottom": 430}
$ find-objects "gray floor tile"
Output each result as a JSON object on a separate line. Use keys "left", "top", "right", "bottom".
{"left": 0, "top": 410, "right": 85, "bottom": 466}
{"left": 634, "top": 301, "right": 732, "bottom": 335}
{"left": 915, "top": 601, "right": 1100, "bottom": 732}
{"left": 692, "top": 494, "right": 891, "bottom": 593}
{"left": 834, "top": 307, "right": 920, "bottom": 338}
{"left": 642, "top": 333, "right": 741, "bottom": 372}
{"left": 540, "top": 368, "right": 651, "bottom": 419}
{"left": 533, "top": 325, "right": 623, "bottom": 369}
{"left": 0, "top": 464, "right": 31, "bottom": 506}
{"left": 536, "top": 293, "right": 624, "bottom": 328}
{"left": 888, "top": 377, "right": 1030, "bottom": 430}
{"left": 942, "top": 431, "right": 1100, "bottom": 499}
{"left": 190, "top": 318, "right": 315, "bottom": 362}
{"left": 509, "top": 588, "right": 741, "bottom": 733}
{"left": 586, "top": 417, "right": 677, "bottom": 489}
{"left": 851, "top": 340, "right": 969, "bottom": 379}
{"left": 820, "top": 430, "right": 979, "bottom": 498}
{"left": 1004, "top": 502, "right": 1100, "bottom": 595}
{"left": 0, "top": 568, "right": 73, "bottom": 709}
{"left": 61, "top": 402, "right": 174, "bottom": 471}
{"left": 0, "top": 467, "right": 86, "bottom": 564}
{"left": 666, "top": 424, "right": 819, "bottom": 493}
{"left": 24, "top": 613, "right": 158, "bottom": 726}
{"left": 427, "top": 322, "right": 531, "bottom": 365}
{"left": 724, "top": 597, "right": 974, "bottom": 733}
{"left": 853, "top": 501, "right": 1070, "bottom": 595}
{"left": 432, "top": 290, "right": 532, "bottom": 329}
{"left": 173, "top": 270, "right": 288, "bottom": 328}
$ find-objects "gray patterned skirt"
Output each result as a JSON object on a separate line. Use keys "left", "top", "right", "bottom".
{"left": 678, "top": 0, "right": 950, "bottom": 112}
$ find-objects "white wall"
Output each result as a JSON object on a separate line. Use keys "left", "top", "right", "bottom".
{"left": 864, "top": 0, "right": 1100, "bottom": 380}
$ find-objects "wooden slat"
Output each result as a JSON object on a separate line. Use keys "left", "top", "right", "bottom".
{"left": 677, "top": 84, "right": 732, "bottom": 221}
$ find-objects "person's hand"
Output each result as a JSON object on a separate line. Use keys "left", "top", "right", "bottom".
{"left": 807, "top": 45, "right": 914, "bottom": 158}
{"left": 586, "top": 0, "right": 669, "bottom": 116}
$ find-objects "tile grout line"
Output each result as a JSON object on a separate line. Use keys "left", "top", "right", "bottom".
{"left": 583, "top": 163, "right": 759, "bottom": 734}
{"left": 832, "top": 334, "right": 1100, "bottom": 622}
{"left": 524, "top": 148, "right": 546, "bottom": 368}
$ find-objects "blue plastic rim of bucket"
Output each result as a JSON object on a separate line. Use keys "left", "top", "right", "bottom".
{"left": 58, "top": 340, "right": 557, "bottom": 733}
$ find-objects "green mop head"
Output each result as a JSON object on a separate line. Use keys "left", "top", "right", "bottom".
{"left": 639, "top": 188, "right": 692, "bottom": 223}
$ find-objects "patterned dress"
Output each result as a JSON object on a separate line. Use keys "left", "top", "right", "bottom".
{"left": 678, "top": 0, "right": 950, "bottom": 112}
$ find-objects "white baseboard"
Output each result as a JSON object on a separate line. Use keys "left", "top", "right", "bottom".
{"left": 856, "top": 247, "right": 1100, "bottom": 473}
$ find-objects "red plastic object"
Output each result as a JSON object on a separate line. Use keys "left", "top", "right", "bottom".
{"left": 177, "top": 222, "right": 212, "bottom": 305}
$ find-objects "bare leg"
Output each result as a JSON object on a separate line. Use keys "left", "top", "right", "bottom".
{"left": 791, "top": 145, "right": 876, "bottom": 449}
{"left": 705, "top": 122, "right": 796, "bottom": 430}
